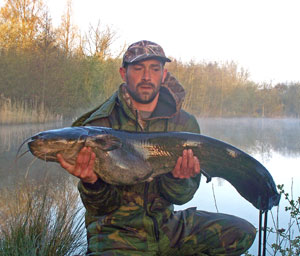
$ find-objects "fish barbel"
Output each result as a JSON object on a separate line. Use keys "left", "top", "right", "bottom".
{"left": 27, "top": 126, "right": 280, "bottom": 211}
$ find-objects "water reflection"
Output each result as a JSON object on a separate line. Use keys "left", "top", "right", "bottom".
{"left": 0, "top": 122, "right": 65, "bottom": 153}
{"left": 0, "top": 122, "right": 66, "bottom": 188}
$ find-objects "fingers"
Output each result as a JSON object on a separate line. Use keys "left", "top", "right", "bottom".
{"left": 57, "top": 153, "right": 73, "bottom": 172}
{"left": 193, "top": 156, "right": 201, "bottom": 175}
{"left": 181, "top": 149, "right": 188, "bottom": 172}
{"left": 74, "top": 147, "right": 93, "bottom": 176}
{"left": 57, "top": 147, "right": 98, "bottom": 184}
{"left": 172, "top": 156, "right": 183, "bottom": 178}
{"left": 172, "top": 149, "right": 201, "bottom": 179}
{"left": 77, "top": 148, "right": 98, "bottom": 183}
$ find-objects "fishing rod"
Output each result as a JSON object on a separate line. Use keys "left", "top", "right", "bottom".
{"left": 258, "top": 210, "right": 268, "bottom": 256}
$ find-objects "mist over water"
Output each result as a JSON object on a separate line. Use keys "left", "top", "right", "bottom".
{"left": 1, "top": 118, "right": 299, "bottom": 254}
{"left": 198, "top": 118, "right": 300, "bottom": 157}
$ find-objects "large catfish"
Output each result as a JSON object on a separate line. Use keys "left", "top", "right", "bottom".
{"left": 26, "top": 126, "right": 280, "bottom": 211}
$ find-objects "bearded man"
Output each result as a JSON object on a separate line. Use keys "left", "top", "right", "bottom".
{"left": 58, "top": 40, "right": 256, "bottom": 256}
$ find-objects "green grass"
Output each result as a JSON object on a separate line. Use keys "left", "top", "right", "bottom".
{"left": 0, "top": 178, "right": 86, "bottom": 256}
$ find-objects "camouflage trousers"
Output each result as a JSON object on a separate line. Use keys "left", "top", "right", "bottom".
{"left": 86, "top": 207, "right": 256, "bottom": 256}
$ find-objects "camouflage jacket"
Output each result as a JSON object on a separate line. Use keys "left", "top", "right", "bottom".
{"left": 73, "top": 72, "right": 201, "bottom": 231}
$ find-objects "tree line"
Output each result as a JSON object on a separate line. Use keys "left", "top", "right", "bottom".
{"left": 0, "top": 0, "right": 299, "bottom": 121}
{"left": 168, "top": 60, "right": 300, "bottom": 118}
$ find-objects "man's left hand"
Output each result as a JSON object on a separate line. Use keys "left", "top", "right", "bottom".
{"left": 172, "top": 149, "right": 200, "bottom": 179}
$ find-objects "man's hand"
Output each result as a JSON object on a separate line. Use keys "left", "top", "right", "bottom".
{"left": 57, "top": 147, "right": 98, "bottom": 184}
{"left": 172, "top": 149, "right": 200, "bottom": 179}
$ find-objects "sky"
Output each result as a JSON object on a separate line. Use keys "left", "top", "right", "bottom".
{"left": 15, "top": 0, "right": 300, "bottom": 84}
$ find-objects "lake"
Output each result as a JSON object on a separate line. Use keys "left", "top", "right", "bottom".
{"left": 1, "top": 118, "right": 299, "bottom": 255}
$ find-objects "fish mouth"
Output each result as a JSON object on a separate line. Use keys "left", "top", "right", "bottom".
{"left": 27, "top": 139, "right": 58, "bottom": 161}
{"left": 28, "top": 136, "right": 86, "bottom": 163}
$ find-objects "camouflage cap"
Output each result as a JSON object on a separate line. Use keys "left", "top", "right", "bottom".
{"left": 122, "top": 40, "right": 171, "bottom": 67}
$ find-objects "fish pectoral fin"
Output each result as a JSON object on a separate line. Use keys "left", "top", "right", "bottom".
{"left": 96, "top": 135, "right": 122, "bottom": 151}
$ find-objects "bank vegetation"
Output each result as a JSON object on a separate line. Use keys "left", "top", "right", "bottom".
{"left": 0, "top": 179, "right": 86, "bottom": 255}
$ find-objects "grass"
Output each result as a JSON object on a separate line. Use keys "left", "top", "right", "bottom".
{"left": 0, "top": 94, "right": 62, "bottom": 124}
{"left": 0, "top": 178, "right": 86, "bottom": 256}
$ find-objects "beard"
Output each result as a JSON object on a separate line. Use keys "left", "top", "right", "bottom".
{"left": 126, "top": 82, "right": 161, "bottom": 104}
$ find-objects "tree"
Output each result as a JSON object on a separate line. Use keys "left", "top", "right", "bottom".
{"left": 0, "top": 0, "right": 46, "bottom": 50}
{"left": 280, "top": 83, "right": 300, "bottom": 117}
{"left": 56, "top": 0, "right": 79, "bottom": 55}
{"left": 84, "top": 20, "right": 116, "bottom": 59}
{"left": 257, "top": 83, "right": 283, "bottom": 117}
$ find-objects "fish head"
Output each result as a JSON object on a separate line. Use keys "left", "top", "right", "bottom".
{"left": 28, "top": 127, "right": 88, "bottom": 163}
{"left": 28, "top": 126, "right": 122, "bottom": 164}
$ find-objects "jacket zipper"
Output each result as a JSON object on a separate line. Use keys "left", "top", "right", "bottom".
{"left": 138, "top": 112, "right": 159, "bottom": 242}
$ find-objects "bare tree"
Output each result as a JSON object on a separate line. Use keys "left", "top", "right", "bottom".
{"left": 56, "top": 0, "right": 79, "bottom": 55}
{"left": 84, "top": 20, "right": 116, "bottom": 59}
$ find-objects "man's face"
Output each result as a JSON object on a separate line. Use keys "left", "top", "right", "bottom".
{"left": 119, "top": 59, "right": 167, "bottom": 104}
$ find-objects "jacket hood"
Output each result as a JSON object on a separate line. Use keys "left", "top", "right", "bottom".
{"left": 159, "top": 71, "right": 186, "bottom": 118}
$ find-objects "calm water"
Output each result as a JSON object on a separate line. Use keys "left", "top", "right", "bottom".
{"left": 1, "top": 118, "right": 299, "bottom": 255}
{"left": 0, "top": 122, "right": 66, "bottom": 187}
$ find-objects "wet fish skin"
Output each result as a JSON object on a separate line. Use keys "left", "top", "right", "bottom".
{"left": 27, "top": 126, "right": 280, "bottom": 211}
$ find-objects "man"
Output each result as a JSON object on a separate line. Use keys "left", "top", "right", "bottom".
{"left": 57, "top": 40, "right": 256, "bottom": 255}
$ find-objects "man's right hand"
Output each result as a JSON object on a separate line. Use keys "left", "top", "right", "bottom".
{"left": 57, "top": 147, "right": 98, "bottom": 184}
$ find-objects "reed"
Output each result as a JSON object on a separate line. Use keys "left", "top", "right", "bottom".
{"left": 0, "top": 178, "right": 86, "bottom": 256}
{"left": 0, "top": 94, "right": 62, "bottom": 124}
